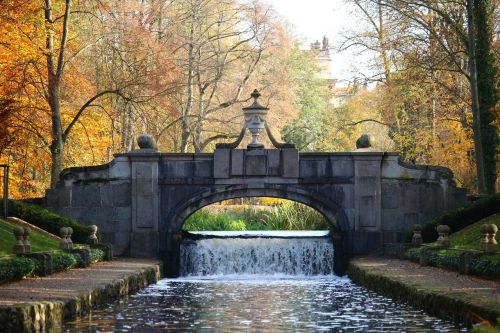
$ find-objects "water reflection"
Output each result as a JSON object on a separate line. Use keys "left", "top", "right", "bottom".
{"left": 63, "top": 276, "right": 466, "bottom": 332}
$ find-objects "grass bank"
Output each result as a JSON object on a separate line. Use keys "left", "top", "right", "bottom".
{"left": 0, "top": 218, "right": 59, "bottom": 256}
{"left": 182, "top": 201, "right": 329, "bottom": 231}
{"left": 404, "top": 215, "right": 500, "bottom": 279}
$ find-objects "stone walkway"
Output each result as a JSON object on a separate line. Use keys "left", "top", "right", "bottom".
{"left": 0, "top": 258, "right": 162, "bottom": 333}
{"left": 349, "top": 256, "right": 500, "bottom": 325}
{"left": 0, "top": 258, "right": 160, "bottom": 305}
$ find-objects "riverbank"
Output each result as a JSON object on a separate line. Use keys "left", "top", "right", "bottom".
{"left": 0, "top": 258, "right": 162, "bottom": 333}
{"left": 348, "top": 256, "right": 499, "bottom": 327}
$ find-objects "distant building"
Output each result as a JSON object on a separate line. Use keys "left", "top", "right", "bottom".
{"left": 310, "top": 36, "right": 333, "bottom": 82}
{"left": 310, "top": 36, "right": 361, "bottom": 108}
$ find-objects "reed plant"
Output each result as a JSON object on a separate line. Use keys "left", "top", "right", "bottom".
{"left": 183, "top": 201, "right": 329, "bottom": 231}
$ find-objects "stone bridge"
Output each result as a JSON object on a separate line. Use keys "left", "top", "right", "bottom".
{"left": 44, "top": 144, "right": 466, "bottom": 276}
{"left": 43, "top": 91, "right": 466, "bottom": 276}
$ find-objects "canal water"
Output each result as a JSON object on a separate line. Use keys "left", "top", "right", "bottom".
{"left": 63, "top": 231, "right": 466, "bottom": 332}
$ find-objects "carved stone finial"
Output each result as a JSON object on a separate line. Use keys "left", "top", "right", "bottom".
{"left": 412, "top": 224, "right": 423, "bottom": 245}
{"left": 215, "top": 89, "right": 295, "bottom": 149}
{"left": 250, "top": 89, "right": 261, "bottom": 99}
{"left": 88, "top": 225, "right": 99, "bottom": 245}
{"left": 480, "top": 223, "right": 490, "bottom": 251}
{"left": 243, "top": 89, "right": 269, "bottom": 149}
{"left": 23, "top": 227, "right": 31, "bottom": 253}
{"left": 436, "top": 224, "right": 450, "bottom": 248}
{"left": 60, "top": 227, "right": 70, "bottom": 251}
{"left": 356, "top": 133, "right": 375, "bottom": 149}
{"left": 484, "top": 224, "right": 498, "bottom": 253}
{"left": 12, "top": 226, "right": 25, "bottom": 254}
{"left": 67, "top": 227, "right": 74, "bottom": 250}
{"left": 137, "top": 134, "right": 157, "bottom": 150}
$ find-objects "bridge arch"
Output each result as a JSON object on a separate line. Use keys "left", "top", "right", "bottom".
{"left": 168, "top": 185, "right": 350, "bottom": 234}
{"left": 163, "top": 184, "right": 352, "bottom": 277}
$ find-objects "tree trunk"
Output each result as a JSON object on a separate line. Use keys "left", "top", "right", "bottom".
{"left": 466, "top": 0, "right": 487, "bottom": 194}
{"left": 473, "top": 0, "right": 498, "bottom": 194}
{"left": 180, "top": 16, "right": 196, "bottom": 153}
{"left": 377, "top": 1, "right": 391, "bottom": 82}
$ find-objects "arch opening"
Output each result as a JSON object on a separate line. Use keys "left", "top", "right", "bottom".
{"left": 162, "top": 186, "right": 351, "bottom": 277}
{"left": 182, "top": 197, "right": 334, "bottom": 233}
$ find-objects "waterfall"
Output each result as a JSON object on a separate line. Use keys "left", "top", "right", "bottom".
{"left": 180, "top": 231, "right": 334, "bottom": 276}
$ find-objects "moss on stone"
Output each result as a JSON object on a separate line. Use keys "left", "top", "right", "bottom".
{"left": 347, "top": 260, "right": 500, "bottom": 328}
{"left": 0, "top": 263, "right": 162, "bottom": 333}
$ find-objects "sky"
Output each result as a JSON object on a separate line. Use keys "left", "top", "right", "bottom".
{"left": 266, "top": 0, "right": 364, "bottom": 85}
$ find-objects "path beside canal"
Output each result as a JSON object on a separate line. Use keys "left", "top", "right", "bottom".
{"left": 348, "top": 256, "right": 500, "bottom": 326}
{"left": 0, "top": 258, "right": 162, "bottom": 333}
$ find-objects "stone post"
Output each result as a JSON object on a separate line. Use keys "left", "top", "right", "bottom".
{"left": 88, "top": 225, "right": 99, "bottom": 245}
{"left": 22, "top": 227, "right": 31, "bottom": 253}
{"left": 412, "top": 224, "right": 423, "bottom": 245}
{"left": 129, "top": 136, "right": 160, "bottom": 258}
{"left": 12, "top": 226, "right": 25, "bottom": 254}
{"left": 353, "top": 149, "right": 382, "bottom": 253}
{"left": 436, "top": 225, "right": 450, "bottom": 248}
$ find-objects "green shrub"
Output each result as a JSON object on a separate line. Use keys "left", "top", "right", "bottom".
{"left": 4, "top": 200, "right": 90, "bottom": 243}
{"left": 403, "top": 247, "right": 421, "bottom": 262}
{"left": 427, "top": 249, "right": 461, "bottom": 271}
{"left": 403, "top": 247, "right": 500, "bottom": 279}
{"left": 469, "top": 254, "right": 500, "bottom": 278}
{"left": 52, "top": 252, "right": 77, "bottom": 272}
{"left": 89, "top": 248, "right": 105, "bottom": 263}
{"left": 0, "top": 257, "right": 38, "bottom": 283}
{"left": 418, "top": 194, "right": 500, "bottom": 243}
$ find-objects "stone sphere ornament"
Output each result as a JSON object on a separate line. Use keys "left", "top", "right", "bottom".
{"left": 356, "top": 133, "right": 375, "bottom": 149}
{"left": 137, "top": 134, "right": 157, "bottom": 150}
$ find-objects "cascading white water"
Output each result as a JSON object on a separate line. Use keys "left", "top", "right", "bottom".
{"left": 180, "top": 231, "right": 334, "bottom": 276}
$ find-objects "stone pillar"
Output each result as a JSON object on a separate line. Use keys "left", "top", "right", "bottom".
{"left": 130, "top": 154, "right": 160, "bottom": 258}
{"left": 352, "top": 153, "right": 383, "bottom": 253}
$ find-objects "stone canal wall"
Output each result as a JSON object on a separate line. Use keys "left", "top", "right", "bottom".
{"left": 0, "top": 259, "right": 162, "bottom": 333}
{"left": 347, "top": 256, "right": 500, "bottom": 327}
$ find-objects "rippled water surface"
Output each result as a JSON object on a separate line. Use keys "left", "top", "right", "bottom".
{"left": 63, "top": 276, "right": 465, "bottom": 332}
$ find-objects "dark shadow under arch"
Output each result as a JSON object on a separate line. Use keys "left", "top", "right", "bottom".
{"left": 163, "top": 185, "right": 351, "bottom": 277}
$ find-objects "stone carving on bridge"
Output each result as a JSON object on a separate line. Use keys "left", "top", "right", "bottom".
{"left": 216, "top": 89, "right": 295, "bottom": 150}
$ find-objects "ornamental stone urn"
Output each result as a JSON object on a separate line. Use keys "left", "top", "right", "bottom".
{"left": 243, "top": 90, "right": 269, "bottom": 149}
{"left": 436, "top": 224, "right": 450, "bottom": 248}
